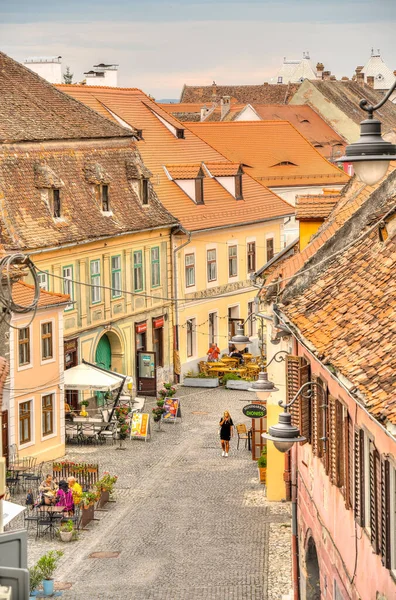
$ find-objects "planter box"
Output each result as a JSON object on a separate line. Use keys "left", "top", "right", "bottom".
{"left": 226, "top": 380, "right": 252, "bottom": 391}
{"left": 258, "top": 467, "right": 267, "bottom": 484}
{"left": 81, "top": 504, "right": 95, "bottom": 528}
{"left": 183, "top": 378, "right": 219, "bottom": 388}
{"left": 98, "top": 490, "right": 110, "bottom": 508}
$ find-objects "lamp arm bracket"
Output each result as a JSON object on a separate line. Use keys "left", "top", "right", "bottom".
{"left": 360, "top": 79, "right": 396, "bottom": 118}
{"left": 266, "top": 350, "right": 289, "bottom": 368}
{"left": 278, "top": 380, "right": 319, "bottom": 411}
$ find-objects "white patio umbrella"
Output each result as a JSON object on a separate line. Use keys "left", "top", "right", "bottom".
{"left": 64, "top": 362, "right": 126, "bottom": 391}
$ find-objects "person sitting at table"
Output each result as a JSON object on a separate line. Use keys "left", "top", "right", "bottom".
{"left": 207, "top": 342, "right": 221, "bottom": 362}
{"left": 229, "top": 346, "right": 243, "bottom": 363}
{"left": 64, "top": 401, "right": 76, "bottom": 420}
{"left": 56, "top": 480, "right": 74, "bottom": 515}
{"left": 67, "top": 476, "right": 83, "bottom": 506}
{"left": 39, "top": 474, "right": 58, "bottom": 505}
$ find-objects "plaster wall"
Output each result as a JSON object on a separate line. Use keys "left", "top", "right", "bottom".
{"left": 234, "top": 106, "right": 261, "bottom": 121}
{"left": 24, "top": 61, "right": 62, "bottom": 84}
{"left": 299, "top": 221, "right": 322, "bottom": 250}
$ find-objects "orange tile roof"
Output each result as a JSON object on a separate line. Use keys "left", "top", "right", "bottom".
{"left": 165, "top": 164, "right": 203, "bottom": 179}
{"left": 204, "top": 162, "right": 241, "bottom": 176}
{"left": 13, "top": 281, "right": 70, "bottom": 308}
{"left": 295, "top": 194, "right": 340, "bottom": 220}
{"left": 247, "top": 105, "right": 346, "bottom": 160}
{"left": 55, "top": 86, "right": 294, "bottom": 232}
{"left": 187, "top": 121, "right": 350, "bottom": 187}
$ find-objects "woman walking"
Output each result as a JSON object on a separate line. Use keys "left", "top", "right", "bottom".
{"left": 219, "top": 411, "right": 234, "bottom": 457}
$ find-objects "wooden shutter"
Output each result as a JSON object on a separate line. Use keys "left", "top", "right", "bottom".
{"left": 311, "top": 375, "right": 325, "bottom": 458}
{"left": 354, "top": 428, "right": 365, "bottom": 526}
{"left": 345, "top": 413, "right": 353, "bottom": 509}
{"left": 285, "top": 355, "right": 310, "bottom": 445}
{"left": 328, "top": 395, "right": 337, "bottom": 481}
{"left": 380, "top": 459, "right": 391, "bottom": 569}
{"left": 369, "top": 444, "right": 380, "bottom": 553}
{"left": 335, "top": 400, "right": 345, "bottom": 489}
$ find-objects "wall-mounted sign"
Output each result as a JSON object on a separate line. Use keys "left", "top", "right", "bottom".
{"left": 136, "top": 322, "right": 147, "bottom": 334}
{"left": 242, "top": 404, "right": 267, "bottom": 419}
{"left": 153, "top": 316, "right": 164, "bottom": 329}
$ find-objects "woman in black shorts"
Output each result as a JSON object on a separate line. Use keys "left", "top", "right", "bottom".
{"left": 219, "top": 411, "right": 234, "bottom": 457}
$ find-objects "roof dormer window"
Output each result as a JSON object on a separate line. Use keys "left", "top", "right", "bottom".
{"left": 235, "top": 173, "right": 243, "bottom": 200}
{"left": 271, "top": 161, "right": 297, "bottom": 167}
{"left": 141, "top": 178, "right": 149, "bottom": 205}
{"left": 97, "top": 184, "right": 110, "bottom": 212}
{"left": 195, "top": 177, "right": 204, "bottom": 204}
{"left": 176, "top": 129, "right": 185, "bottom": 139}
{"left": 52, "top": 189, "right": 61, "bottom": 218}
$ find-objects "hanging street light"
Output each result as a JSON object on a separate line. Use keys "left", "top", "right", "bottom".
{"left": 230, "top": 324, "right": 252, "bottom": 351}
{"left": 247, "top": 349, "right": 288, "bottom": 400}
{"left": 339, "top": 81, "right": 396, "bottom": 186}
{"left": 262, "top": 381, "right": 319, "bottom": 452}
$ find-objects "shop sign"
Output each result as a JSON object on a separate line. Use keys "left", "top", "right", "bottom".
{"left": 136, "top": 322, "right": 147, "bottom": 334}
{"left": 242, "top": 404, "right": 267, "bottom": 419}
{"left": 153, "top": 316, "right": 164, "bottom": 329}
{"left": 64, "top": 338, "right": 78, "bottom": 353}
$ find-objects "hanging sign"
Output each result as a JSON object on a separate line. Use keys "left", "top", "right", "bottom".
{"left": 130, "top": 412, "right": 150, "bottom": 440}
{"left": 242, "top": 404, "right": 267, "bottom": 419}
{"left": 136, "top": 322, "right": 147, "bottom": 334}
{"left": 153, "top": 316, "right": 164, "bottom": 329}
{"left": 162, "top": 398, "right": 181, "bottom": 422}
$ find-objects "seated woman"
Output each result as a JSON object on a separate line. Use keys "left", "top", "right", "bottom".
{"left": 39, "top": 474, "right": 57, "bottom": 506}
{"left": 56, "top": 480, "right": 75, "bottom": 515}
{"left": 229, "top": 346, "right": 243, "bottom": 363}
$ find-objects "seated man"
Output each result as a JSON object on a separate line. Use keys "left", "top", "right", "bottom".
{"left": 229, "top": 347, "right": 243, "bottom": 363}
{"left": 207, "top": 343, "right": 220, "bottom": 362}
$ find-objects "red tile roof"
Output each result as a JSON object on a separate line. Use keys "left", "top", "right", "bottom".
{"left": 180, "top": 83, "right": 300, "bottom": 104}
{"left": 55, "top": 86, "right": 294, "bottom": 232}
{"left": 295, "top": 194, "right": 340, "bottom": 220}
{"left": 12, "top": 281, "right": 70, "bottom": 308}
{"left": 165, "top": 164, "right": 202, "bottom": 179}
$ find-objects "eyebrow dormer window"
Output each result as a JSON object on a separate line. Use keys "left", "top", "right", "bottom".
{"left": 141, "top": 178, "right": 149, "bottom": 205}
{"left": 195, "top": 177, "right": 204, "bottom": 204}
{"left": 101, "top": 184, "right": 109, "bottom": 211}
{"left": 235, "top": 174, "right": 243, "bottom": 200}
{"left": 53, "top": 189, "right": 61, "bottom": 218}
{"left": 176, "top": 129, "right": 185, "bottom": 139}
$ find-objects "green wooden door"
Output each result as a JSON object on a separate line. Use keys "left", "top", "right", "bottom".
{"left": 95, "top": 335, "right": 112, "bottom": 406}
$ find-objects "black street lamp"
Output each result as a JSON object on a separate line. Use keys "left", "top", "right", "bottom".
{"left": 339, "top": 81, "right": 396, "bottom": 186}
{"left": 262, "top": 381, "right": 319, "bottom": 452}
{"left": 247, "top": 350, "right": 289, "bottom": 400}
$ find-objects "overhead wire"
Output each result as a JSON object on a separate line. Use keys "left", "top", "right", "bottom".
{"left": 0, "top": 254, "right": 41, "bottom": 330}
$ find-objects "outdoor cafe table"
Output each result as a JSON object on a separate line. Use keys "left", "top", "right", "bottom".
{"left": 208, "top": 367, "right": 248, "bottom": 376}
{"left": 38, "top": 505, "right": 65, "bottom": 537}
{"left": 206, "top": 361, "right": 226, "bottom": 367}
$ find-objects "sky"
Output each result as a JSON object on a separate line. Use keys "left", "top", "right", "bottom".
{"left": 1, "top": 0, "right": 396, "bottom": 99}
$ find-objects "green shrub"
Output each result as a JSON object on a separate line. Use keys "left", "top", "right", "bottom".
{"left": 257, "top": 446, "right": 267, "bottom": 468}
{"left": 36, "top": 550, "right": 64, "bottom": 581}
{"left": 222, "top": 372, "right": 242, "bottom": 384}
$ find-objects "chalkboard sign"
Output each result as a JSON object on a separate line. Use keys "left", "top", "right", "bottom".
{"left": 242, "top": 404, "right": 267, "bottom": 419}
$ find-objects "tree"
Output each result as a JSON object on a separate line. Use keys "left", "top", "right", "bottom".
{"left": 63, "top": 66, "right": 73, "bottom": 85}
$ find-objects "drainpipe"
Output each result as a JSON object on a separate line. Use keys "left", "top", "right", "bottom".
{"left": 172, "top": 228, "right": 192, "bottom": 381}
{"left": 291, "top": 444, "right": 300, "bottom": 600}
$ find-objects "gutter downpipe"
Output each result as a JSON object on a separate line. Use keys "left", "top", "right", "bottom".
{"left": 292, "top": 443, "right": 300, "bottom": 600}
{"left": 172, "top": 227, "right": 192, "bottom": 381}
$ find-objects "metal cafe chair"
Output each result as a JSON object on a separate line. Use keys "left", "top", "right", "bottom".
{"left": 23, "top": 462, "right": 44, "bottom": 494}
{"left": 24, "top": 506, "right": 40, "bottom": 532}
{"left": 236, "top": 424, "right": 249, "bottom": 450}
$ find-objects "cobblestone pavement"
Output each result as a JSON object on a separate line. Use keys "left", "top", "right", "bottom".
{"left": 23, "top": 387, "right": 291, "bottom": 599}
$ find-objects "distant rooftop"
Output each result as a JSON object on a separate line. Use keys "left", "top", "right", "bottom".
{"left": 24, "top": 56, "right": 62, "bottom": 64}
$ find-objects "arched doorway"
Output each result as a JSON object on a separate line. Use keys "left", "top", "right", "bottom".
{"left": 306, "top": 537, "right": 321, "bottom": 600}
{"left": 95, "top": 334, "right": 112, "bottom": 370}
{"left": 94, "top": 330, "right": 124, "bottom": 373}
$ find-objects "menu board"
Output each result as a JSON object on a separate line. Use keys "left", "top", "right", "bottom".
{"left": 162, "top": 398, "right": 181, "bottom": 422}
{"left": 130, "top": 412, "right": 150, "bottom": 440}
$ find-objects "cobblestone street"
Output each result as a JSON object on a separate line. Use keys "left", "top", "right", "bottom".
{"left": 26, "top": 387, "right": 292, "bottom": 599}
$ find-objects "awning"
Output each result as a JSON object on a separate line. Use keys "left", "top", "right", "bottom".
{"left": 2, "top": 500, "right": 26, "bottom": 527}
{"left": 64, "top": 362, "right": 127, "bottom": 391}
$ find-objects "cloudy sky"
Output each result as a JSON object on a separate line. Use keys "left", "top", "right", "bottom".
{"left": 1, "top": 0, "right": 395, "bottom": 99}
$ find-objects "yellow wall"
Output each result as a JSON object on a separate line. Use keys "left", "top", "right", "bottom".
{"left": 10, "top": 307, "right": 65, "bottom": 462}
{"left": 175, "top": 220, "right": 284, "bottom": 373}
{"left": 299, "top": 221, "right": 322, "bottom": 250}
{"left": 29, "top": 228, "right": 174, "bottom": 385}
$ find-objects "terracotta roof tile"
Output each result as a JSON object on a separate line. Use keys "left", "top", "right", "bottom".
{"left": 12, "top": 281, "right": 70, "bottom": 308}
{"left": 55, "top": 86, "right": 294, "bottom": 232}
{"left": 188, "top": 121, "right": 350, "bottom": 187}
{"left": 296, "top": 194, "right": 340, "bottom": 220}
{"left": 180, "top": 83, "right": 300, "bottom": 104}
{"left": 204, "top": 162, "right": 241, "bottom": 176}
{"left": 165, "top": 164, "right": 202, "bottom": 179}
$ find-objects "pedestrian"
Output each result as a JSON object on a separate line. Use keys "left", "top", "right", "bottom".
{"left": 207, "top": 342, "right": 221, "bottom": 362}
{"left": 219, "top": 411, "right": 234, "bottom": 457}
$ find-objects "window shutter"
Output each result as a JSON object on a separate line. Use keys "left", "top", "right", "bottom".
{"left": 328, "top": 395, "right": 337, "bottom": 483}
{"left": 354, "top": 428, "right": 365, "bottom": 526}
{"left": 285, "top": 355, "right": 310, "bottom": 445}
{"left": 345, "top": 413, "right": 353, "bottom": 509}
{"left": 369, "top": 444, "right": 379, "bottom": 553}
{"left": 335, "top": 400, "right": 345, "bottom": 489}
{"left": 311, "top": 375, "right": 325, "bottom": 458}
{"left": 380, "top": 459, "right": 391, "bottom": 569}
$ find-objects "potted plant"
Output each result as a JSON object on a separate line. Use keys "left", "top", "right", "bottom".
{"left": 81, "top": 490, "right": 99, "bottom": 508}
{"left": 79, "top": 399, "right": 89, "bottom": 416}
{"left": 29, "top": 565, "right": 42, "bottom": 599}
{"left": 152, "top": 399, "right": 166, "bottom": 429}
{"left": 36, "top": 550, "right": 63, "bottom": 596}
{"left": 115, "top": 406, "right": 130, "bottom": 448}
{"left": 58, "top": 519, "right": 74, "bottom": 542}
{"left": 183, "top": 370, "right": 219, "bottom": 388}
{"left": 257, "top": 446, "right": 267, "bottom": 484}
{"left": 158, "top": 382, "right": 176, "bottom": 399}
{"left": 95, "top": 472, "right": 118, "bottom": 507}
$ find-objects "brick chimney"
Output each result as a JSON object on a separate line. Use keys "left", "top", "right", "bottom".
{"left": 393, "top": 70, "right": 396, "bottom": 77}
{"left": 211, "top": 80, "right": 217, "bottom": 102}
{"left": 355, "top": 66, "right": 364, "bottom": 76}
{"left": 367, "top": 75, "right": 375, "bottom": 88}
{"left": 357, "top": 71, "right": 365, "bottom": 85}
{"left": 316, "top": 63, "right": 324, "bottom": 79}
{"left": 341, "top": 77, "right": 349, "bottom": 81}
{"left": 330, "top": 75, "right": 337, "bottom": 81}
{"left": 322, "top": 71, "right": 331, "bottom": 81}
{"left": 220, "top": 96, "right": 231, "bottom": 120}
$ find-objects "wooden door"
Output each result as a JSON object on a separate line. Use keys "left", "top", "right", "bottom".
{"left": 2, "top": 410, "right": 8, "bottom": 465}
{"left": 137, "top": 351, "right": 157, "bottom": 396}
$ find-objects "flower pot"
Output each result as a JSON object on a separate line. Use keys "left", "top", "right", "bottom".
{"left": 60, "top": 530, "right": 73, "bottom": 542}
{"left": 154, "top": 419, "right": 161, "bottom": 431}
{"left": 258, "top": 467, "right": 267, "bottom": 484}
{"left": 42, "top": 579, "right": 54, "bottom": 595}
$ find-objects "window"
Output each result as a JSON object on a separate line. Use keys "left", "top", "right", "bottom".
{"left": 277, "top": 76, "right": 283, "bottom": 83}
{"left": 153, "top": 323, "right": 164, "bottom": 367}
{"left": 42, "top": 393, "right": 54, "bottom": 436}
{"left": 185, "top": 254, "right": 195, "bottom": 287}
{"left": 18, "top": 327, "right": 30, "bottom": 366}
{"left": 41, "top": 322, "right": 53, "bottom": 360}
{"left": 111, "top": 256, "right": 122, "bottom": 298}
{"left": 176, "top": 128, "right": 185, "bottom": 139}
{"left": 151, "top": 247, "right": 160, "bottom": 287}
{"left": 195, "top": 178, "right": 204, "bottom": 204}
{"left": 209, "top": 312, "right": 217, "bottom": 345}
{"left": 247, "top": 301, "right": 255, "bottom": 337}
{"left": 235, "top": 174, "right": 243, "bottom": 199}
{"left": 228, "top": 245, "right": 237, "bottom": 277}
{"left": 266, "top": 238, "right": 274, "bottom": 262}
{"left": 187, "top": 318, "right": 196, "bottom": 357}
{"left": 247, "top": 242, "right": 256, "bottom": 273}
{"left": 90, "top": 259, "right": 101, "bottom": 304}
{"left": 141, "top": 179, "right": 149, "bottom": 205}
{"left": 133, "top": 251, "right": 144, "bottom": 291}
{"left": 207, "top": 249, "right": 217, "bottom": 282}
{"left": 62, "top": 266, "right": 74, "bottom": 310}
{"left": 19, "top": 400, "right": 32, "bottom": 444}
{"left": 37, "top": 271, "right": 49, "bottom": 291}
{"left": 101, "top": 184, "right": 109, "bottom": 211}
{"left": 53, "top": 189, "right": 61, "bottom": 218}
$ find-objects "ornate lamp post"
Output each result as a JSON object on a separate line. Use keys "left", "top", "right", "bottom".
{"left": 247, "top": 350, "right": 289, "bottom": 400}
{"left": 339, "top": 81, "right": 396, "bottom": 185}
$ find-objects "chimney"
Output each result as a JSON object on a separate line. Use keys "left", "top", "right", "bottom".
{"left": 357, "top": 71, "right": 365, "bottom": 85}
{"left": 322, "top": 71, "right": 331, "bottom": 81}
{"left": 220, "top": 96, "right": 231, "bottom": 120}
{"left": 393, "top": 70, "right": 396, "bottom": 77}
{"left": 355, "top": 66, "right": 364, "bottom": 75}
{"left": 330, "top": 75, "right": 337, "bottom": 81}
{"left": 316, "top": 62, "right": 324, "bottom": 79}
{"left": 367, "top": 75, "right": 375, "bottom": 88}
{"left": 341, "top": 76, "right": 349, "bottom": 81}
{"left": 200, "top": 105, "right": 210, "bottom": 121}
{"left": 211, "top": 80, "right": 217, "bottom": 101}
